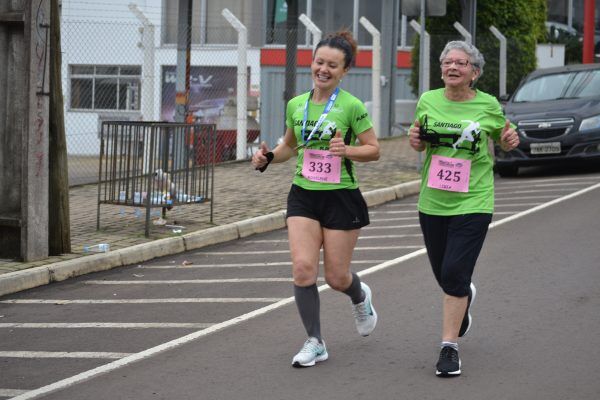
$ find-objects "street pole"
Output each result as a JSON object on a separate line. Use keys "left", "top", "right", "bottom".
{"left": 175, "top": 0, "right": 192, "bottom": 123}
{"left": 284, "top": 0, "right": 298, "bottom": 101}
{"left": 419, "top": 0, "right": 426, "bottom": 96}
{"left": 490, "top": 26, "right": 507, "bottom": 97}
{"left": 380, "top": 0, "right": 399, "bottom": 138}
{"left": 460, "top": 0, "right": 477, "bottom": 46}
{"left": 222, "top": 9, "right": 248, "bottom": 160}
{"left": 582, "top": 0, "right": 595, "bottom": 63}
{"left": 360, "top": 17, "right": 381, "bottom": 138}
{"left": 49, "top": 0, "right": 71, "bottom": 255}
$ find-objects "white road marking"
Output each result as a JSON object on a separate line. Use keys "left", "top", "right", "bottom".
{"left": 369, "top": 216, "right": 418, "bottom": 222}
{"left": 11, "top": 181, "right": 600, "bottom": 400}
{"left": 354, "top": 183, "right": 600, "bottom": 276}
{"left": 351, "top": 246, "right": 421, "bottom": 249}
{"left": 495, "top": 195, "right": 558, "bottom": 200}
{"left": 363, "top": 224, "right": 420, "bottom": 229}
{"left": 496, "top": 176, "right": 598, "bottom": 185}
{"left": 0, "top": 298, "right": 282, "bottom": 304}
{"left": 369, "top": 210, "right": 416, "bottom": 214}
{"left": 84, "top": 278, "right": 303, "bottom": 285}
{"left": 359, "top": 234, "right": 422, "bottom": 239}
{"left": 244, "top": 239, "right": 286, "bottom": 243}
{"left": 193, "top": 245, "right": 420, "bottom": 255}
{"left": 497, "top": 181, "right": 597, "bottom": 188}
{"left": 141, "top": 260, "right": 387, "bottom": 269}
{"left": 245, "top": 233, "right": 420, "bottom": 244}
{"left": 499, "top": 188, "right": 578, "bottom": 194}
{"left": 489, "top": 183, "right": 600, "bottom": 228}
{"left": 0, "top": 351, "right": 130, "bottom": 359}
{"left": 0, "top": 323, "right": 213, "bottom": 329}
{"left": 141, "top": 262, "right": 286, "bottom": 268}
{"left": 494, "top": 203, "right": 541, "bottom": 207}
{"left": 194, "top": 250, "right": 289, "bottom": 255}
{"left": 0, "top": 389, "right": 29, "bottom": 397}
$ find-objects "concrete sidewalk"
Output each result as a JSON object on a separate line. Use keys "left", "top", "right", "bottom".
{"left": 0, "top": 135, "right": 421, "bottom": 296}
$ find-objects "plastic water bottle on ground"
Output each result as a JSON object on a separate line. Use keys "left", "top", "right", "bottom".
{"left": 83, "top": 243, "right": 110, "bottom": 253}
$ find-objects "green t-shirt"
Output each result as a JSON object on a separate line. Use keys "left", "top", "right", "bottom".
{"left": 286, "top": 89, "right": 373, "bottom": 190}
{"left": 413, "top": 88, "right": 506, "bottom": 215}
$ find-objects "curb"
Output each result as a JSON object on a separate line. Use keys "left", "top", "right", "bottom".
{"left": 0, "top": 180, "right": 421, "bottom": 297}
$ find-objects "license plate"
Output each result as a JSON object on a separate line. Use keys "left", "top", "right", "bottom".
{"left": 530, "top": 142, "right": 561, "bottom": 155}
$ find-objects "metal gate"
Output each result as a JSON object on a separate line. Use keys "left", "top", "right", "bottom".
{"left": 97, "top": 122, "right": 216, "bottom": 237}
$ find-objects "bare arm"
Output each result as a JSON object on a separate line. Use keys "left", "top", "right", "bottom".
{"left": 328, "top": 128, "right": 380, "bottom": 162}
{"left": 251, "top": 127, "right": 297, "bottom": 170}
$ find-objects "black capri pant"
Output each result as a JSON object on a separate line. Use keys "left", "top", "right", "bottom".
{"left": 418, "top": 212, "right": 492, "bottom": 297}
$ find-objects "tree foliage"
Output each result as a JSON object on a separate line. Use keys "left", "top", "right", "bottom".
{"left": 409, "top": 0, "right": 547, "bottom": 98}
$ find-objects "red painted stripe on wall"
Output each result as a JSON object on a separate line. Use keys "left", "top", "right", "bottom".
{"left": 261, "top": 48, "right": 412, "bottom": 68}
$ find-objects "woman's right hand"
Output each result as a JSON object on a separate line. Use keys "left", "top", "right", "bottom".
{"left": 252, "top": 142, "right": 272, "bottom": 170}
{"left": 408, "top": 119, "right": 426, "bottom": 152}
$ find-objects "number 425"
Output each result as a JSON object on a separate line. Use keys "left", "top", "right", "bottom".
{"left": 436, "top": 169, "right": 461, "bottom": 182}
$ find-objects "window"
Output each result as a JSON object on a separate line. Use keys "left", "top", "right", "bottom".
{"left": 311, "top": 0, "right": 354, "bottom": 41}
{"left": 69, "top": 65, "right": 141, "bottom": 111}
{"left": 162, "top": 0, "right": 263, "bottom": 46}
{"left": 264, "top": 0, "right": 413, "bottom": 48}
{"left": 265, "top": 0, "right": 307, "bottom": 45}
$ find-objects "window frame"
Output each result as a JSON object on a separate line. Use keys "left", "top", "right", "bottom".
{"left": 69, "top": 65, "right": 142, "bottom": 112}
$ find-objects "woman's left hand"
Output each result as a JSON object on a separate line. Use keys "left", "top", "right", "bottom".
{"left": 329, "top": 130, "right": 346, "bottom": 157}
{"left": 500, "top": 120, "right": 519, "bottom": 151}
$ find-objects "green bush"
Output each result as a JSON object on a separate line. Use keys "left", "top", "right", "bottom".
{"left": 410, "top": 0, "right": 546, "bottom": 98}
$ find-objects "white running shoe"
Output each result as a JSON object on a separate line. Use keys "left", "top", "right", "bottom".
{"left": 352, "top": 282, "right": 378, "bottom": 336}
{"left": 292, "top": 337, "right": 328, "bottom": 368}
{"left": 459, "top": 282, "right": 476, "bottom": 338}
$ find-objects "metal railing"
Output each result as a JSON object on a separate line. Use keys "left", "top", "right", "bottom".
{"left": 97, "top": 121, "right": 216, "bottom": 237}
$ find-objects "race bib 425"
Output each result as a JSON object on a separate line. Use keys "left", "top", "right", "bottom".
{"left": 427, "top": 155, "right": 471, "bottom": 192}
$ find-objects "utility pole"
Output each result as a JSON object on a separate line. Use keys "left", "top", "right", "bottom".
{"left": 284, "top": 0, "right": 298, "bottom": 106}
{"left": 0, "top": 0, "right": 51, "bottom": 260}
{"left": 175, "top": 0, "right": 192, "bottom": 123}
{"left": 48, "top": 0, "right": 71, "bottom": 254}
{"left": 582, "top": 0, "right": 595, "bottom": 63}
{"left": 380, "top": 0, "right": 399, "bottom": 137}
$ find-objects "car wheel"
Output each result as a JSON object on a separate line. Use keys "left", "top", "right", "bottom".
{"left": 497, "top": 165, "right": 519, "bottom": 177}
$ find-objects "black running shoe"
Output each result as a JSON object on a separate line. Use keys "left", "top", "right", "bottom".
{"left": 458, "top": 283, "right": 476, "bottom": 337}
{"left": 436, "top": 346, "right": 461, "bottom": 377}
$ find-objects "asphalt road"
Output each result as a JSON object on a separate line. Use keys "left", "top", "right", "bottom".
{"left": 1, "top": 167, "right": 599, "bottom": 400}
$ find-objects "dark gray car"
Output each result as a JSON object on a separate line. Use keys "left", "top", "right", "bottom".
{"left": 495, "top": 63, "right": 600, "bottom": 177}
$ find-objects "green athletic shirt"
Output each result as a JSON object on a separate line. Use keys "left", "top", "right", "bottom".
{"left": 412, "top": 88, "right": 506, "bottom": 215}
{"left": 286, "top": 89, "right": 373, "bottom": 190}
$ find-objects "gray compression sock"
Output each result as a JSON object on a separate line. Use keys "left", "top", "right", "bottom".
{"left": 294, "top": 284, "right": 322, "bottom": 341}
{"left": 343, "top": 273, "right": 365, "bottom": 304}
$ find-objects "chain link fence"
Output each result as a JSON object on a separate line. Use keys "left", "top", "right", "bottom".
{"left": 61, "top": 13, "right": 531, "bottom": 187}
{"left": 62, "top": 19, "right": 261, "bottom": 187}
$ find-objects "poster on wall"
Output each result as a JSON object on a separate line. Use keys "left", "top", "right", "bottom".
{"left": 161, "top": 66, "right": 248, "bottom": 123}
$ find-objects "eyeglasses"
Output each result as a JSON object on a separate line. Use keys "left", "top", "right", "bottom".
{"left": 441, "top": 59, "right": 471, "bottom": 68}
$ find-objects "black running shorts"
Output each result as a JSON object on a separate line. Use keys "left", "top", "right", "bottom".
{"left": 286, "top": 184, "right": 370, "bottom": 230}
